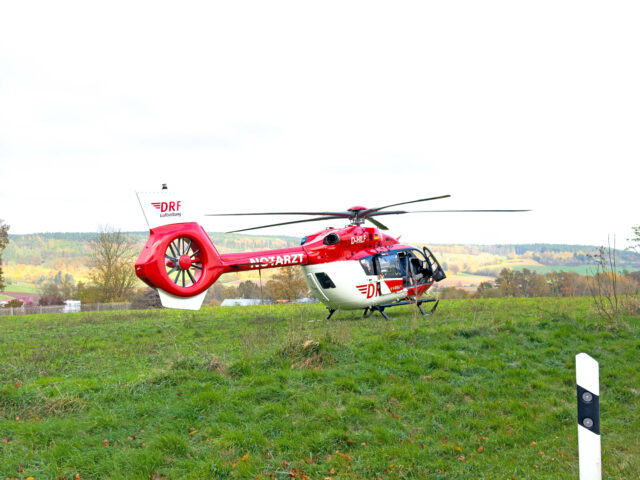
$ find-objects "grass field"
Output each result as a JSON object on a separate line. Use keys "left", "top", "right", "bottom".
{"left": 1, "top": 283, "right": 44, "bottom": 296}
{"left": 3, "top": 284, "right": 43, "bottom": 294}
{"left": 0, "top": 298, "right": 638, "bottom": 479}
{"left": 511, "top": 265, "right": 595, "bottom": 276}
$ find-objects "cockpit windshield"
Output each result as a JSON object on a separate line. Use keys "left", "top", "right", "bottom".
{"left": 357, "top": 249, "right": 433, "bottom": 286}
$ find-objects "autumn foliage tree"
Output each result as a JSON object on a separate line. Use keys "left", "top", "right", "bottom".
{"left": 237, "top": 280, "right": 261, "bottom": 299}
{"left": 264, "top": 266, "right": 308, "bottom": 301}
{"left": 88, "top": 226, "right": 138, "bottom": 302}
{"left": 475, "top": 268, "right": 594, "bottom": 298}
{"left": 0, "top": 219, "right": 9, "bottom": 291}
{"left": 587, "top": 237, "right": 640, "bottom": 323}
{"left": 630, "top": 225, "right": 640, "bottom": 254}
{"left": 38, "top": 271, "right": 77, "bottom": 305}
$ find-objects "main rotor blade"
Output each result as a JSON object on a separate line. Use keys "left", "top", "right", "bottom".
{"left": 407, "top": 209, "right": 531, "bottom": 213}
{"left": 359, "top": 209, "right": 530, "bottom": 217}
{"left": 362, "top": 195, "right": 451, "bottom": 216}
{"left": 358, "top": 210, "right": 408, "bottom": 217}
{"left": 366, "top": 217, "right": 390, "bottom": 230}
{"left": 227, "top": 216, "right": 343, "bottom": 233}
{"left": 207, "top": 211, "right": 352, "bottom": 218}
{"left": 208, "top": 196, "right": 452, "bottom": 219}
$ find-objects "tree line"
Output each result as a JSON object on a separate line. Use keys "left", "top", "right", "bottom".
{"left": 438, "top": 267, "right": 640, "bottom": 300}
{"left": 2, "top": 220, "right": 640, "bottom": 309}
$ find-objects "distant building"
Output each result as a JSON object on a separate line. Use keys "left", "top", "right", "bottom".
{"left": 62, "top": 300, "right": 81, "bottom": 313}
{"left": 295, "top": 297, "right": 317, "bottom": 304}
{"left": 221, "top": 298, "right": 263, "bottom": 307}
{"left": 220, "top": 298, "right": 317, "bottom": 306}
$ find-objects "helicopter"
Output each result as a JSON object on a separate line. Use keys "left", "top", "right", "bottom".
{"left": 134, "top": 189, "right": 528, "bottom": 319}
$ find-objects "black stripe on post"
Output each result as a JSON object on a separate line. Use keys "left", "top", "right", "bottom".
{"left": 577, "top": 384, "right": 600, "bottom": 435}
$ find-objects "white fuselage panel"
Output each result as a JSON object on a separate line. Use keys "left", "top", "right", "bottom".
{"left": 302, "top": 261, "right": 405, "bottom": 310}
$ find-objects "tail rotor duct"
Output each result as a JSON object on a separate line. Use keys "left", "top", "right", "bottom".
{"left": 164, "top": 236, "right": 203, "bottom": 288}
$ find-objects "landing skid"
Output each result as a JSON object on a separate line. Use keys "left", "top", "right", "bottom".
{"left": 366, "top": 298, "right": 439, "bottom": 321}
{"left": 325, "top": 298, "right": 439, "bottom": 321}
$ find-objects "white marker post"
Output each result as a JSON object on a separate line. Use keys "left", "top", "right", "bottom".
{"left": 576, "top": 353, "right": 601, "bottom": 480}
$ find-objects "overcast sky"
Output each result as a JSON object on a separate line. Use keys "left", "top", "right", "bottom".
{"left": 1, "top": 1, "right": 638, "bottom": 247}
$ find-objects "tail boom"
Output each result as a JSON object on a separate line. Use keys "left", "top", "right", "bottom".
{"left": 220, "top": 247, "right": 308, "bottom": 272}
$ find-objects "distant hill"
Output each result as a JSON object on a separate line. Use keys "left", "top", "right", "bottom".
{"left": 3, "top": 232, "right": 640, "bottom": 292}
{"left": 2, "top": 231, "right": 301, "bottom": 289}
{"left": 423, "top": 243, "right": 640, "bottom": 290}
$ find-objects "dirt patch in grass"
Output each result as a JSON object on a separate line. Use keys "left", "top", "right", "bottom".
{"left": 170, "top": 353, "right": 230, "bottom": 376}
{"left": 278, "top": 338, "right": 335, "bottom": 370}
{"left": 0, "top": 392, "right": 86, "bottom": 419}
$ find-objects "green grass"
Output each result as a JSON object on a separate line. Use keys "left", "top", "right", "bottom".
{"left": 0, "top": 298, "right": 638, "bottom": 479}
{"left": 2, "top": 283, "right": 43, "bottom": 294}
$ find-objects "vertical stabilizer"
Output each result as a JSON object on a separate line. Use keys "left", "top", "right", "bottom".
{"left": 136, "top": 190, "right": 199, "bottom": 229}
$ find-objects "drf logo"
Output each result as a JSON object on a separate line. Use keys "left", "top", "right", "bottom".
{"left": 356, "top": 282, "right": 381, "bottom": 299}
{"left": 152, "top": 201, "right": 182, "bottom": 213}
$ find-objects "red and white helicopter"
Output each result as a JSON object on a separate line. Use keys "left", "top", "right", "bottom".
{"left": 135, "top": 189, "right": 527, "bottom": 319}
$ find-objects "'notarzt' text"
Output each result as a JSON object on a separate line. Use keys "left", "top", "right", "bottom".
{"left": 248, "top": 254, "right": 305, "bottom": 268}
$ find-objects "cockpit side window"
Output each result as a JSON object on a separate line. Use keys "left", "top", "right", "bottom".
{"left": 409, "top": 249, "right": 428, "bottom": 273}
{"left": 359, "top": 257, "right": 375, "bottom": 276}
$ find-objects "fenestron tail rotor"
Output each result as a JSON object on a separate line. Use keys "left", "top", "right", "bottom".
{"left": 164, "top": 236, "right": 203, "bottom": 288}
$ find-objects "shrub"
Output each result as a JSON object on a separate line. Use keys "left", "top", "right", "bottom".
{"left": 4, "top": 298, "right": 23, "bottom": 308}
{"left": 131, "top": 288, "right": 162, "bottom": 309}
{"left": 39, "top": 294, "right": 64, "bottom": 306}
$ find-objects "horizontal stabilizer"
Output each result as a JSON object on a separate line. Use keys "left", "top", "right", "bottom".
{"left": 157, "top": 289, "right": 208, "bottom": 310}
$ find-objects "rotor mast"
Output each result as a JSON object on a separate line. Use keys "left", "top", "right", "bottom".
{"left": 347, "top": 206, "right": 367, "bottom": 226}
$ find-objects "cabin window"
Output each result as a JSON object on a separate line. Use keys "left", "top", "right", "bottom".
{"left": 315, "top": 272, "right": 336, "bottom": 289}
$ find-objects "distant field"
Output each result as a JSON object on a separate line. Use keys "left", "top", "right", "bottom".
{"left": 437, "top": 273, "right": 496, "bottom": 290}
{"left": 512, "top": 265, "right": 595, "bottom": 275}
{"left": 511, "top": 265, "right": 635, "bottom": 276}
{"left": 0, "top": 283, "right": 43, "bottom": 301}
{"left": 1, "top": 298, "right": 638, "bottom": 479}
{"left": 2, "top": 283, "right": 43, "bottom": 294}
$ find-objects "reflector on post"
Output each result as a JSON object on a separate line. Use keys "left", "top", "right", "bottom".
{"left": 576, "top": 353, "right": 601, "bottom": 480}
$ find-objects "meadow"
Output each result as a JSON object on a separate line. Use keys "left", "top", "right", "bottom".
{"left": 0, "top": 298, "right": 638, "bottom": 479}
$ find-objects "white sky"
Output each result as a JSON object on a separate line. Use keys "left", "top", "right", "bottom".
{"left": 1, "top": 1, "right": 638, "bottom": 247}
